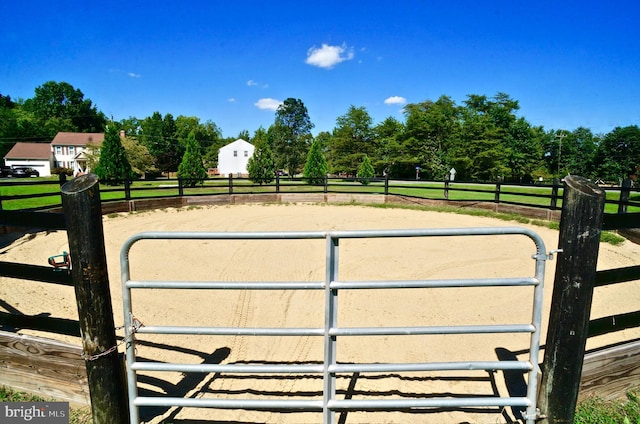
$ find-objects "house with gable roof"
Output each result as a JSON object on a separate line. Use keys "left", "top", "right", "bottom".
{"left": 217, "top": 139, "right": 255, "bottom": 177}
{"left": 3, "top": 132, "right": 104, "bottom": 177}
{"left": 3, "top": 142, "right": 55, "bottom": 176}
{"left": 51, "top": 132, "right": 104, "bottom": 175}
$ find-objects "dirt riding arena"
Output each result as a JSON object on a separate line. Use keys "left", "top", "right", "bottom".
{"left": 2, "top": 204, "right": 640, "bottom": 423}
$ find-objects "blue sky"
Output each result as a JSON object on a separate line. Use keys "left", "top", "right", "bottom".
{"left": 1, "top": 1, "right": 639, "bottom": 138}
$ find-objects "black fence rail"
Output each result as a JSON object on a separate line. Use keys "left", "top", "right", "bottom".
{"left": 2, "top": 174, "right": 640, "bottom": 217}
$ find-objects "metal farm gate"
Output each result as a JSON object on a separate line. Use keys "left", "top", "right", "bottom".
{"left": 121, "top": 227, "right": 549, "bottom": 423}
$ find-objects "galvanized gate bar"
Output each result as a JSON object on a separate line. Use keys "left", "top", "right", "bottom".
{"left": 122, "top": 226, "right": 547, "bottom": 424}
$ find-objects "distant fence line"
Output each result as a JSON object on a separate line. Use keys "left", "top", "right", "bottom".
{"left": 1, "top": 174, "right": 640, "bottom": 216}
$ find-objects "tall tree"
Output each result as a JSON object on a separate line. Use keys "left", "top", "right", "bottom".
{"left": 329, "top": 105, "right": 373, "bottom": 175}
{"left": 402, "top": 96, "right": 460, "bottom": 179}
{"left": 594, "top": 125, "right": 640, "bottom": 182}
{"left": 303, "top": 137, "right": 328, "bottom": 185}
{"left": 23, "top": 81, "right": 106, "bottom": 135}
{"left": 177, "top": 131, "right": 207, "bottom": 187}
{"left": 140, "top": 112, "right": 184, "bottom": 174}
{"left": 273, "top": 98, "right": 314, "bottom": 175}
{"left": 247, "top": 127, "right": 275, "bottom": 185}
{"left": 94, "top": 126, "right": 134, "bottom": 183}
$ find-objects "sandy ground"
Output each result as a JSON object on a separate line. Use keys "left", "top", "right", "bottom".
{"left": 2, "top": 203, "right": 640, "bottom": 423}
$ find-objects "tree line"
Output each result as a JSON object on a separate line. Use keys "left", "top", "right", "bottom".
{"left": 1, "top": 81, "right": 639, "bottom": 184}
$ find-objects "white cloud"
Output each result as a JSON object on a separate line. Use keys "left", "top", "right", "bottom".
{"left": 128, "top": 72, "right": 141, "bottom": 78}
{"left": 254, "top": 98, "right": 282, "bottom": 111}
{"left": 247, "top": 80, "right": 258, "bottom": 86}
{"left": 305, "top": 43, "right": 354, "bottom": 69}
{"left": 228, "top": 97, "right": 236, "bottom": 102}
{"left": 384, "top": 96, "right": 407, "bottom": 105}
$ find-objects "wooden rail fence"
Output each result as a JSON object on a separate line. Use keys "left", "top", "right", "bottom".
{"left": 1, "top": 173, "right": 639, "bottom": 423}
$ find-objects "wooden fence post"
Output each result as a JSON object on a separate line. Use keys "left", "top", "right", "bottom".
{"left": 384, "top": 174, "right": 389, "bottom": 196}
{"left": 550, "top": 179, "right": 560, "bottom": 210}
{"left": 124, "top": 179, "right": 131, "bottom": 200}
{"left": 444, "top": 177, "right": 449, "bottom": 200}
{"left": 537, "top": 175, "right": 605, "bottom": 423}
{"left": 618, "top": 178, "right": 632, "bottom": 214}
{"left": 178, "top": 177, "right": 184, "bottom": 197}
{"left": 61, "top": 174, "right": 128, "bottom": 423}
{"left": 494, "top": 180, "right": 501, "bottom": 204}
{"left": 229, "top": 173, "right": 234, "bottom": 194}
{"left": 324, "top": 175, "right": 328, "bottom": 193}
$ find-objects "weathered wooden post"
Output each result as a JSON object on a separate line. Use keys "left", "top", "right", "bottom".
{"left": 550, "top": 179, "right": 560, "bottom": 210}
{"left": 494, "top": 180, "right": 501, "bottom": 204}
{"left": 537, "top": 175, "right": 605, "bottom": 423}
{"left": 124, "top": 178, "right": 131, "bottom": 200}
{"left": 229, "top": 173, "right": 234, "bottom": 194}
{"left": 61, "top": 174, "right": 128, "bottom": 423}
{"left": 618, "top": 178, "right": 632, "bottom": 214}
{"left": 178, "top": 177, "right": 184, "bottom": 197}
{"left": 324, "top": 175, "right": 328, "bottom": 193}
{"left": 384, "top": 174, "right": 389, "bottom": 196}
{"left": 444, "top": 176, "right": 450, "bottom": 200}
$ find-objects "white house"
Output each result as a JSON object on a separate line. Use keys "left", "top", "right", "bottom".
{"left": 51, "top": 132, "right": 104, "bottom": 175}
{"left": 4, "top": 142, "right": 55, "bottom": 176}
{"left": 217, "top": 139, "right": 254, "bottom": 177}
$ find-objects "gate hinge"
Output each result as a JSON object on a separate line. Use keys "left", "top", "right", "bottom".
{"left": 521, "top": 407, "right": 546, "bottom": 421}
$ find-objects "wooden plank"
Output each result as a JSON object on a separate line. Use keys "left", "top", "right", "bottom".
{"left": 0, "top": 261, "right": 73, "bottom": 286}
{"left": 596, "top": 265, "right": 640, "bottom": 287}
{"left": 580, "top": 340, "right": 640, "bottom": 401}
{"left": 0, "top": 330, "right": 89, "bottom": 405}
{"left": 0, "top": 210, "right": 66, "bottom": 230}
{"left": 588, "top": 310, "right": 640, "bottom": 337}
{"left": 602, "top": 212, "right": 640, "bottom": 230}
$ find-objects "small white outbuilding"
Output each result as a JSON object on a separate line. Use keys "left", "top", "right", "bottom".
{"left": 217, "top": 139, "right": 254, "bottom": 177}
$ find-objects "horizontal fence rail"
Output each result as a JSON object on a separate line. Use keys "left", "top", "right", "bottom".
{"left": 121, "top": 227, "right": 548, "bottom": 424}
{"left": 2, "top": 174, "right": 640, "bottom": 217}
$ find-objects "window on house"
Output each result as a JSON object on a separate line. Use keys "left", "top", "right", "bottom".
{"left": 244, "top": 150, "right": 248, "bottom": 157}
{"left": 234, "top": 150, "right": 237, "bottom": 157}
{"left": 55, "top": 146, "right": 62, "bottom": 155}
{"left": 69, "top": 146, "right": 75, "bottom": 156}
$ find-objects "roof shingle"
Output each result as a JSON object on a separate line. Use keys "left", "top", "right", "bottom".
{"left": 4, "top": 142, "right": 52, "bottom": 160}
{"left": 52, "top": 132, "right": 104, "bottom": 146}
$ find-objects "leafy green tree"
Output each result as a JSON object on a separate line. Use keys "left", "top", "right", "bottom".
{"left": 273, "top": 98, "right": 314, "bottom": 175}
{"left": 502, "top": 118, "right": 543, "bottom": 182}
{"left": 329, "top": 105, "right": 373, "bottom": 175}
{"left": 247, "top": 128, "right": 274, "bottom": 185}
{"left": 303, "top": 137, "right": 328, "bottom": 185}
{"left": 402, "top": 96, "right": 460, "bottom": 179}
{"left": 94, "top": 126, "right": 134, "bottom": 183}
{"left": 140, "top": 112, "right": 185, "bottom": 174}
{"left": 594, "top": 125, "right": 640, "bottom": 182}
{"left": 22, "top": 81, "right": 106, "bottom": 135}
{"left": 357, "top": 154, "right": 375, "bottom": 185}
{"left": 372, "top": 117, "right": 404, "bottom": 168}
{"left": 121, "top": 136, "right": 157, "bottom": 178}
{"left": 177, "top": 131, "right": 207, "bottom": 187}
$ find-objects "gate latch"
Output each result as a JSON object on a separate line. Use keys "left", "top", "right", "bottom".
{"left": 532, "top": 249, "right": 563, "bottom": 261}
